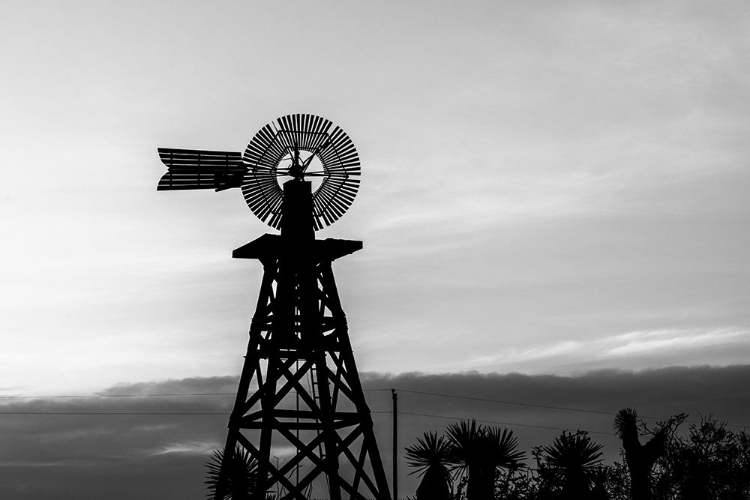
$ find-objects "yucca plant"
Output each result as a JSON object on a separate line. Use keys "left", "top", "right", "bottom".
{"left": 205, "top": 446, "right": 260, "bottom": 500}
{"left": 446, "top": 420, "right": 525, "bottom": 500}
{"left": 538, "top": 430, "right": 603, "bottom": 499}
{"left": 405, "top": 431, "right": 454, "bottom": 500}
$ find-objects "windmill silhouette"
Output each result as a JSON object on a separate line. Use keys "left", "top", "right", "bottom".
{"left": 157, "top": 114, "right": 390, "bottom": 500}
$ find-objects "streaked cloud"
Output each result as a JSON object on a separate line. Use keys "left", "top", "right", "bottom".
{"left": 469, "top": 327, "right": 750, "bottom": 373}
{"left": 606, "top": 328, "right": 747, "bottom": 356}
{"left": 153, "top": 441, "right": 219, "bottom": 457}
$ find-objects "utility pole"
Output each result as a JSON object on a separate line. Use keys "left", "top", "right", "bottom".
{"left": 392, "top": 388, "right": 398, "bottom": 500}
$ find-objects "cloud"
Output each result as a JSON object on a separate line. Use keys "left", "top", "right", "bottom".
{"left": 153, "top": 441, "right": 219, "bottom": 457}
{"left": 605, "top": 328, "right": 746, "bottom": 356}
{"left": 2, "top": 367, "right": 749, "bottom": 498}
{"left": 468, "top": 327, "right": 750, "bottom": 373}
{"left": 99, "top": 376, "right": 239, "bottom": 397}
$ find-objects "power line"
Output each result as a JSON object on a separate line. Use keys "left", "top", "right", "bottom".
{"left": 0, "top": 411, "right": 227, "bottom": 415}
{"left": 367, "top": 388, "right": 749, "bottom": 430}
{"left": 397, "top": 389, "right": 617, "bottom": 417}
{"left": 0, "top": 392, "right": 236, "bottom": 400}
{"left": 0, "top": 388, "right": 723, "bottom": 423}
{"left": 374, "top": 410, "right": 614, "bottom": 437}
{"left": 2, "top": 388, "right": 747, "bottom": 429}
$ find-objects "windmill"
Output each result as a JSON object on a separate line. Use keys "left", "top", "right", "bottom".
{"left": 157, "top": 114, "right": 391, "bottom": 500}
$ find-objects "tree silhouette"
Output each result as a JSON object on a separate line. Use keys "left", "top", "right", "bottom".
{"left": 205, "top": 446, "right": 260, "bottom": 500}
{"left": 446, "top": 420, "right": 525, "bottom": 500}
{"left": 614, "top": 408, "right": 681, "bottom": 500}
{"left": 405, "top": 431, "right": 453, "bottom": 500}
{"left": 661, "top": 414, "right": 750, "bottom": 500}
{"left": 534, "top": 430, "right": 604, "bottom": 500}
{"left": 402, "top": 410, "right": 750, "bottom": 500}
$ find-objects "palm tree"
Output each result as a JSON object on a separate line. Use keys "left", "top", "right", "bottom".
{"left": 205, "top": 446, "right": 260, "bottom": 500}
{"left": 446, "top": 420, "right": 525, "bottom": 500}
{"left": 537, "top": 430, "right": 604, "bottom": 499}
{"left": 614, "top": 408, "right": 669, "bottom": 500}
{"left": 405, "top": 431, "right": 453, "bottom": 500}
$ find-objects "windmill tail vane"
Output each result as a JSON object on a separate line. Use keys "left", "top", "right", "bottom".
{"left": 157, "top": 148, "right": 245, "bottom": 192}
{"left": 156, "top": 114, "right": 391, "bottom": 500}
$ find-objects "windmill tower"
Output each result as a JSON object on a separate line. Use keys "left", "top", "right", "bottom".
{"left": 157, "top": 114, "right": 391, "bottom": 500}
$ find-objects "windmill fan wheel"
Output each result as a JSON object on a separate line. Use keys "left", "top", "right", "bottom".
{"left": 242, "top": 114, "right": 361, "bottom": 231}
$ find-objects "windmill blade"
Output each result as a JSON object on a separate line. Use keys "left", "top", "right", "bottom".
{"left": 240, "top": 114, "right": 361, "bottom": 230}
{"left": 157, "top": 148, "right": 245, "bottom": 191}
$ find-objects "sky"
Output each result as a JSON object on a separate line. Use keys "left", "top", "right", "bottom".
{"left": 1, "top": 0, "right": 749, "bottom": 498}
